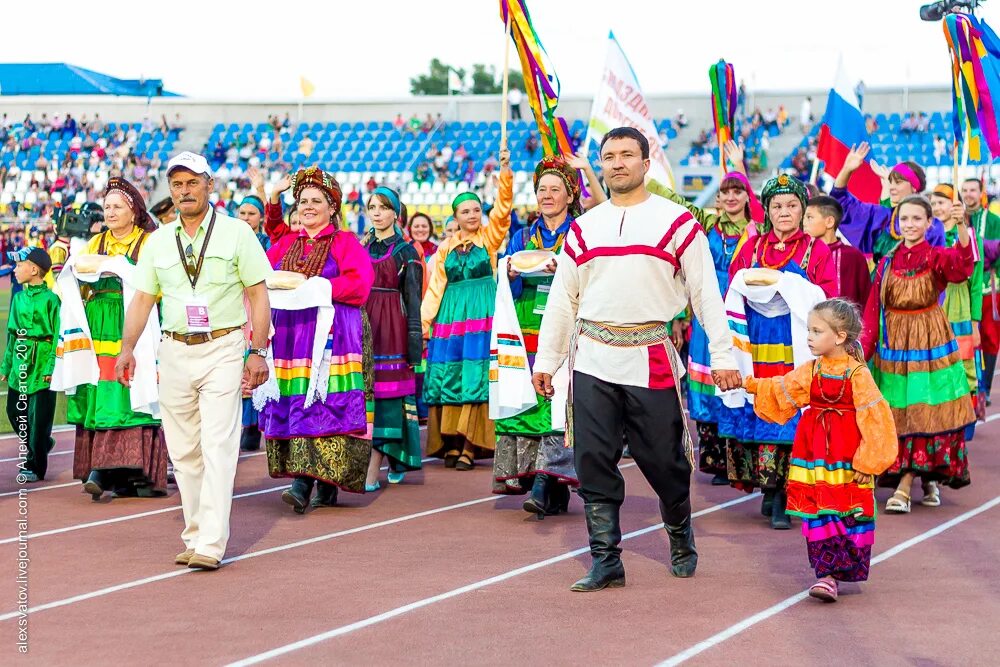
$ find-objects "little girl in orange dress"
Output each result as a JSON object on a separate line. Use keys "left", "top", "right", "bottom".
{"left": 744, "top": 299, "right": 898, "bottom": 602}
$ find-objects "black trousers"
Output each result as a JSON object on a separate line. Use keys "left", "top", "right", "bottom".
{"left": 573, "top": 372, "right": 692, "bottom": 524}
{"left": 6, "top": 389, "right": 56, "bottom": 479}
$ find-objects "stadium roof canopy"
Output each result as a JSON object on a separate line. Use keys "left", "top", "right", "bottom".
{"left": 0, "top": 63, "right": 178, "bottom": 96}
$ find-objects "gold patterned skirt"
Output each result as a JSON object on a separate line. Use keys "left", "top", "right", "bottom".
{"left": 266, "top": 435, "right": 371, "bottom": 493}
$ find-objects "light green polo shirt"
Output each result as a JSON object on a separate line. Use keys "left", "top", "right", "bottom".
{"left": 133, "top": 207, "right": 273, "bottom": 334}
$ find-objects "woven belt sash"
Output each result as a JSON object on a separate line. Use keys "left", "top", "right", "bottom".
{"left": 579, "top": 320, "right": 669, "bottom": 347}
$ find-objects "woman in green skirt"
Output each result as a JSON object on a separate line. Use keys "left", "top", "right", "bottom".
{"left": 71, "top": 177, "right": 167, "bottom": 500}
{"left": 421, "top": 148, "right": 511, "bottom": 470}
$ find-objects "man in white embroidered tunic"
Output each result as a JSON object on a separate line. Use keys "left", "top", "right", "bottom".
{"left": 533, "top": 127, "right": 742, "bottom": 592}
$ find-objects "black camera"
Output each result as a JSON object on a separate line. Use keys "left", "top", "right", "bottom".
{"left": 57, "top": 202, "right": 105, "bottom": 239}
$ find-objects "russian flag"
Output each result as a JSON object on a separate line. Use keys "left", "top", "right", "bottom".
{"left": 816, "top": 61, "right": 882, "bottom": 203}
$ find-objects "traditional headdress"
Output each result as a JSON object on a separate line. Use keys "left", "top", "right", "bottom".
{"left": 719, "top": 171, "right": 765, "bottom": 225}
{"left": 104, "top": 177, "right": 156, "bottom": 232}
{"left": 533, "top": 155, "right": 582, "bottom": 218}
{"left": 291, "top": 167, "right": 342, "bottom": 213}
{"left": 239, "top": 194, "right": 265, "bottom": 216}
{"left": 370, "top": 185, "right": 401, "bottom": 218}
{"left": 451, "top": 192, "right": 482, "bottom": 214}
{"left": 890, "top": 162, "right": 925, "bottom": 193}
{"left": 760, "top": 174, "right": 808, "bottom": 231}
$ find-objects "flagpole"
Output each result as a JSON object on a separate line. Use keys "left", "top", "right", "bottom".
{"left": 500, "top": 6, "right": 512, "bottom": 152}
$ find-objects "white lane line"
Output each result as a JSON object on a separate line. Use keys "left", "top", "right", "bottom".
{"left": 0, "top": 450, "right": 267, "bottom": 497}
{"left": 0, "top": 450, "right": 71, "bottom": 464}
{"left": 223, "top": 492, "right": 760, "bottom": 667}
{"left": 0, "top": 458, "right": 436, "bottom": 544}
{"left": 655, "top": 493, "right": 1000, "bottom": 667}
{"left": 0, "top": 482, "right": 79, "bottom": 498}
{"left": 0, "top": 494, "right": 502, "bottom": 623}
{"left": 0, "top": 461, "right": 637, "bottom": 619}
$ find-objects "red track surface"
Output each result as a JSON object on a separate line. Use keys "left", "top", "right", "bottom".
{"left": 1, "top": 410, "right": 998, "bottom": 665}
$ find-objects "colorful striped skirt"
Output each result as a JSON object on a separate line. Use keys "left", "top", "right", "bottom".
{"left": 261, "top": 304, "right": 373, "bottom": 492}
{"left": 720, "top": 307, "right": 798, "bottom": 491}
{"left": 424, "top": 275, "right": 495, "bottom": 405}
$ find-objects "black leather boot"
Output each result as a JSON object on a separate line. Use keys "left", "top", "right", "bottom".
{"left": 761, "top": 490, "right": 775, "bottom": 517}
{"left": 240, "top": 427, "right": 261, "bottom": 452}
{"left": 281, "top": 477, "right": 314, "bottom": 514}
{"left": 82, "top": 470, "right": 106, "bottom": 501}
{"left": 662, "top": 501, "right": 698, "bottom": 578}
{"left": 570, "top": 503, "right": 626, "bottom": 592}
{"left": 549, "top": 481, "right": 571, "bottom": 514}
{"left": 770, "top": 490, "right": 791, "bottom": 530}
{"left": 522, "top": 474, "right": 552, "bottom": 517}
{"left": 311, "top": 482, "right": 339, "bottom": 508}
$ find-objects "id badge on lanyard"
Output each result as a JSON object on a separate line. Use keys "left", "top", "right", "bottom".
{"left": 176, "top": 210, "right": 217, "bottom": 334}
{"left": 533, "top": 283, "right": 551, "bottom": 316}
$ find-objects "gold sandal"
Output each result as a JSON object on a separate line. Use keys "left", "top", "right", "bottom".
{"left": 885, "top": 490, "right": 911, "bottom": 514}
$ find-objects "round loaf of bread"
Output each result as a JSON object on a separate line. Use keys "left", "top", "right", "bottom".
{"left": 742, "top": 268, "right": 782, "bottom": 286}
{"left": 74, "top": 254, "right": 110, "bottom": 274}
{"left": 266, "top": 270, "right": 307, "bottom": 290}
{"left": 510, "top": 249, "right": 556, "bottom": 272}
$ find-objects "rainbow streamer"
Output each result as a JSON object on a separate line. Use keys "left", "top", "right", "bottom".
{"left": 943, "top": 13, "right": 1000, "bottom": 161}
{"left": 708, "top": 60, "right": 738, "bottom": 147}
{"left": 499, "top": 0, "right": 573, "bottom": 156}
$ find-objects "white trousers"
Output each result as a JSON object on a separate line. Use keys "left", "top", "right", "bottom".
{"left": 158, "top": 330, "right": 244, "bottom": 561}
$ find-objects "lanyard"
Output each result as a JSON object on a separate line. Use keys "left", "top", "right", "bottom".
{"left": 174, "top": 209, "right": 217, "bottom": 292}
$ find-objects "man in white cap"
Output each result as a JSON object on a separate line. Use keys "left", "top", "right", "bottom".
{"left": 116, "top": 151, "right": 273, "bottom": 570}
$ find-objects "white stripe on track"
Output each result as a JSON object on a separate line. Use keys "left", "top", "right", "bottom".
{"left": 0, "top": 450, "right": 267, "bottom": 497}
{"left": 0, "top": 462, "right": 638, "bottom": 619}
{"left": 655, "top": 493, "right": 1000, "bottom": 666}
{"left": 223, "top": 491, "right": 760, "bottom": 667}
{"left": 0, "top": 458, "right": 435, "bottom": 544}
{"left": 0, "top": 449, "right": 71, "bottom": 464}
{"left": 0, "top": 494, "right": 501, "bottom": 622}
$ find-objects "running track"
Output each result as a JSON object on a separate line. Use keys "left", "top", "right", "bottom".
{"left": 0, "top": 410, "right": 998, "bottom": 664}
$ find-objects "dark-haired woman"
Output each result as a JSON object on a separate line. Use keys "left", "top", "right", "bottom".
{"left": 648, "top": 142, "right": 763, "bottom": 486}
{"left": 421, "top": 149, "right": 512, "bottom": 470}
{"left": 362, "top": 186, "right": 423, "bottom": 490}
{"left": 259, "top": 167, "right": 375, "bottom": 513}
{"left": 833, "top": 142, "right": 944, "bottom": 263}
{"left": 861, "top": 196, "right": 976, "bottom": 514}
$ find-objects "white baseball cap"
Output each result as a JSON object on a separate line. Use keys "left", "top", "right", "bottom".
{"left": 166, "top": 151, "right": 212, "bottom": 177}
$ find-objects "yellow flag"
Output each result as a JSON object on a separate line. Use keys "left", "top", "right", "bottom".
{"left": 300, "top": 76, "right": 315, "bottom": 98}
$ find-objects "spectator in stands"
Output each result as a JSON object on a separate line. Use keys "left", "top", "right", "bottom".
{"left": 421, "top": 113, "right": 435, "bottom": 133}
{"left": 415, "top": 162, "right": 432, "bottom": 183}
{"left": 865, "top": 114, "right": 879, "bottom": 134}
{"left": 658, "top": 128, "right": 670, "bottom": 150}
{"left": 799, "top": 96, "right": 813, "bottom": 133}
{"left": 433, "top": 150, "right": 448, "bottom": 178}
{"left": 792, "top": 147, "right": 810, "bottom": 181}
{"left": 441, "top": 144, "right": 454, "bottom": 165}
{"left": 172, "top": 113, "right": 185, "bottom": 132}
{"left": 675, "top": 109, "right": 688, "bottom": 129}
{"left": 91, "top": 114, "right": 105, "bottom": 135}
{"left": 738, "top": 80, "right": 747, "bottom": 115}
{"left": 282, "top": 112, "right": 291, "bottom": 129}
{"left": 509, "top": 87, "right": 523, "bottom": 120}
{"left": 524, "top": 132, "right": 539, "bottom": 157}
{"left": 855, "top": 80, "right": 866, "bottom": 109}
{"left": 763, "top": 108, "right": 779, "bottom": 133}
{"left": 901, "top": 113, "right": 918, "bottom": 135}
{"left": 407, "top": 113, "right": 422, "bottom": 134}
{"left": 777, "top": 105, "right": 789, "bottom": 128}
{"left": 934, "top": 135, "right": 947, "bottom": 165}
{"left": 394, "top": 113, "right": 405, "bottom": 131}
{"left": 64, "top": 114, "right": 78, "bottom": 138}
{"left": 366, "top": 176, "right": 377, "bottom": 193}
{"left": 23, "top": 114, "right": 36, "bottom": 133}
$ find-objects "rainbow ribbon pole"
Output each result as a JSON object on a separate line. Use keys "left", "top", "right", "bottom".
{"left": 499, "top": 0, "right": 573, "bottom": 156}
{"left": 943, "top": 13, "right": 1000, "bottom": 164}
{"left": 708, "top": 59, "right": 737, "bottom": 171}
